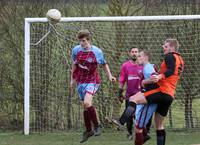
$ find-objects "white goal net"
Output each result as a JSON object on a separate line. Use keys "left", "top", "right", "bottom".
{"left": 24, "top": 16, "right": 200, "bottom": 134}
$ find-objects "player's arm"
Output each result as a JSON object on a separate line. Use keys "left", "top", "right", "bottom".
{"left": 102, "top": 64, "right": 116, "bottom": 82}
{"left": 70, "top": 47, "right": 78, "bottom": 87}
{"left": 118, "top": 64, "right": 126, "bottom": 103}
{"left": 162, "top": 53, "right": 176, "bottom": 78}
{"left": 151, "top": 53, "right": 176, "bottom": 82}
{"left": 70, "top": 62, "right": 76, "bottom": 80}
{"left": 142, "top": 78, "right": 155, "bottom": 87}
{"left": 96, "top": 48, "right": 116, "bottom": 82}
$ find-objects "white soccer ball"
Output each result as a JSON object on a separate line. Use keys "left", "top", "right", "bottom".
{"left": 46, "top": 9, "right": 61, "bottom": 23}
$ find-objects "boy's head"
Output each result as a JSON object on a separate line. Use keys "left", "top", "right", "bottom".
{"left": 77, "top": 29, "right": 92, "bottom": 48}
{"left": 137, "top": 50, "right": 151, "bottom": 65}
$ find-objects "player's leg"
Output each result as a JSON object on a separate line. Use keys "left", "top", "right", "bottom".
{"left": 78, "top": 84, "right": 94, "bottom": 143}
{"left": 134, "top": 104, "right": 145, "bottom": 145}
{"left": 142, "top": 104, "right": 157, "bottom": 144}
{"left": 154, "top": 94, "right": 173, "bottom": 145}
{"left": 142, "top": 115, "right": 153, "bottom": 144}
{"left": 135, "top": 127, "right": 143, "bottom": 145}
{"left": 125, "top": 100, "right": 133, "bottom": 140}
{"left": 126, "top": 116, "right": 134, "bottom": 140}
{"left": 79, "top": 83, "right": 100, "bottom": 143}
{"left": 155, "top": 113, "right": 165, "bottom": 145}
{"left": 122, "top": 92, "right": 147, "bottom": 125}
{"left": 124, "top": 88, "right": 161, "bottom": 125}
{"left": 146, "top": 115, "right": 153, "bottom": 133}
{"left": 142, "top": 127, "right": 150, "bottom": 144}
{"left": 84, "top": 92, "right": 99, "bottom": 129}
{"left": 82, "top": 101, "right": 92, "bottom": 133}
{"left": 117, "top": 100, "right": 129, "bottom": 129}
{"left": 111, "top": 92, "right": 147, "bottom": 127}
{"left": 84, "top": 84, "right": 101, "bottom": 136}
{"left": 111, "top": 89, "right": 159, "bottom": 128}
{"left": 78, "top": 84, "right": 92, "bottom": 133}
{"left": 135, "top": 104, "right": 157, "bottom": 145}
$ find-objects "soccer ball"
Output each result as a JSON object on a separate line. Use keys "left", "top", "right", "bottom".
{"left": 46, "top": 9, "right": 61, "bottom": 23}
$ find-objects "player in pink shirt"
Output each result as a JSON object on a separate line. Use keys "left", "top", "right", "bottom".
{"left": 118, "top": 47, "right": 143, "bottom": 140}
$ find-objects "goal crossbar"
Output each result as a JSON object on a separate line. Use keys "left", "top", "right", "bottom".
{"left": 25, "top": 15, "right": 200, "bottom": 23}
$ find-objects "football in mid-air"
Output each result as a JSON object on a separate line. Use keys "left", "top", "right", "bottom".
{"left": 46, "top": 9, "right": 61, "bottom": 23}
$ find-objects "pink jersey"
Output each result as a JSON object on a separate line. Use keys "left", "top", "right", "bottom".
{"left": 119, "top": 60, "right": 143, "bottom": 99}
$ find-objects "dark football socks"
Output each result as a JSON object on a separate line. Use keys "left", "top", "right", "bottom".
{"left": 156, "top": 129, "right": 166, "bottom": 145}
{"left": 135, "top": 132, "right": 143, "bottom": 145}
{"left": 88, "top": 106, "right": 99, "bottom": 128}
{"left": 83, "top": 109, "right": 92, "bottom": 132}
{"left": 119, "top": 102, "right": 136, "bottom": 125}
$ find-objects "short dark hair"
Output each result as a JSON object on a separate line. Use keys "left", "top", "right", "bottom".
{"left": 77, "top": 29, "right": 92, "bottom": 40}
{"left": 129, "top": 47, "right": 139, "bottom": 52}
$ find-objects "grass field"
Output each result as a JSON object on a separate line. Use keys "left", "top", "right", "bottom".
{"left": 0, "top": 131, "right": 200, "bottom": 145}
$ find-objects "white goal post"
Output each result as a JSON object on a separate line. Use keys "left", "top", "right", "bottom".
{"left": 24, "top": 15, "right": 200, "bottom": 135}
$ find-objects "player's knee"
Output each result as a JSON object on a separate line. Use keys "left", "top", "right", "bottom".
{"left": 83, "top": 101, "right": 91, "bottom": 108}
{"left": 125, "top": 102, "right": 136, "bottom": 118}
{"left": 154, "top": 114, "right": 165, "bottom": 130}
{"left": 129, "top": 94, "right": 137, "bottom": 103}
{"left": 156, "top": 125, "right": 164, "bottom": 130}
{"left": 155, "top": 122, "right": 164, "bottom": 130}
{"left": 135, "top": 127, "right": 143, "bottom": 133}
{"left": 129, "top": 92, "right": 146, "bottom": 104}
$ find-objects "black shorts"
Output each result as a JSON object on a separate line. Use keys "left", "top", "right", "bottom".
{"left": 142, "top": 88, "right": 173, "bottom": 117}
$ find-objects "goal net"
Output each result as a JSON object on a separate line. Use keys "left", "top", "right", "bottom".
{"left": 24, "top": 16, "right": 200, "bottom": 134}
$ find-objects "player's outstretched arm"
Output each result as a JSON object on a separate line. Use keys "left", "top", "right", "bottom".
{"left": 70, "top": 62, "right": 77, "bottom": 88}
{"left": 103, "top": 64, "right": 116, "bottom": 82}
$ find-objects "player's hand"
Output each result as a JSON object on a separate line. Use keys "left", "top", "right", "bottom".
{"left": 109, "top": 75, "right": 116, "bottom": 82}
{"left": 118, "top": 96, "right": 124, "bottom": 103}
{"left": 118, "top": 88, "right": 124, "bottom": 103}
{"left": 150, "top": 74, "right": 162, "bottom": 83}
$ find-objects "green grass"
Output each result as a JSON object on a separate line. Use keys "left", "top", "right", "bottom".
{"left": 0, "top": 131, "right": 200, "bottom": 145}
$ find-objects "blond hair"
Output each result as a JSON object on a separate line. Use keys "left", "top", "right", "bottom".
{"left": 165, "top": 38, "right": 179, "bottom": 51}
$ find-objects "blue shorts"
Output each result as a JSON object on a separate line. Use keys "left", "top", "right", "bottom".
{"left": 135, "top": 104, "right": 157, "bottom": 129}
{"left": 77, "top": 83, "right": 100, "bottom": 101}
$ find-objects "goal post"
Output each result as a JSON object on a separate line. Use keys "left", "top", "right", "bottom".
{"left": 24, "top": 15, "right": 200, "bottom": 135}
{"left": 24, "top": 19, "right": 31, "bottom": 135}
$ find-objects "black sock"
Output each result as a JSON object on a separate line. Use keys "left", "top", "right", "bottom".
{"left": 146, "top": 115, "right": 153, "bottom": 133}
{"left": 126, "top": 117, "right": 133, "bottom": 135}
{"left": 119, "top": 102, "right": 136, "bottom": 125}
{"left": 119, "top": 109, "right": 127, "bottom": 125}
{"left": 156, "top": 129, "right": 166, "bottom": 145}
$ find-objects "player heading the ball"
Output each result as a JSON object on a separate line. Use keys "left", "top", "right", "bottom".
{"left": 70, "top": 29, "right": 116, "bottom": 143}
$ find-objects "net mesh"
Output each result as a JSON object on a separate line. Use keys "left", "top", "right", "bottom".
{"left": 28, "top": 19, "right": 200, "bottom": 133}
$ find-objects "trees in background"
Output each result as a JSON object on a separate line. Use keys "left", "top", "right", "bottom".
{"left": 0, "top": 0, "right": 200, "bottom": 130}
